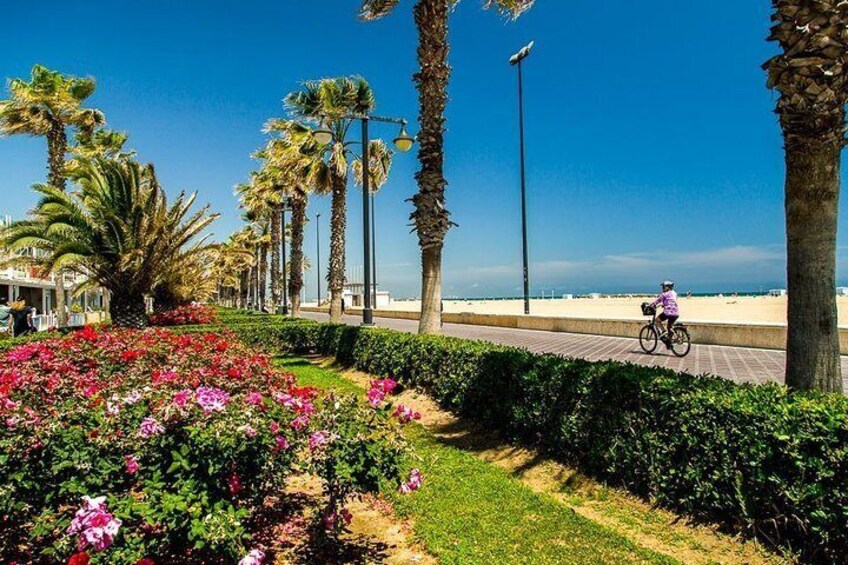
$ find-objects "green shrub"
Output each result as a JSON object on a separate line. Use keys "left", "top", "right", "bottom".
{"left": 218, "top": 314, "right": 848, "bottom": 564}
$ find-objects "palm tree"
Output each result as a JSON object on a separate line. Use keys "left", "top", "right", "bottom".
{"left": 1, "top": 158, "right": 217, "bottom": 327}
{"left": 262, "top": 119, "right": 326, "bottom": 317}
{"left": 71, "top": 127, "right": 133, "bottom": 160}
{"left": 0, "top": 64, "right": 105, "bottom": 327}
{"left": 359, "top": 0, "right": 535, "bottom": 334}
{"left": 765, "top": 0, "right": 848, "bottom": 393}
{"left": 285, "top": 77, "right": 378, "bottom": 323}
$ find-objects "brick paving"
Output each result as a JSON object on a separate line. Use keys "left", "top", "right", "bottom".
{"left": 301, "top": 312, "right": 848, "bottom": 389}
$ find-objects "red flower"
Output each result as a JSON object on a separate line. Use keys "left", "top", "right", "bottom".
{"left": 228, "top": 473, "right": 243, "bottom": 496}
{"left": 136, "top": 558, "right": 155, "bottom": 565}
{"left": 68, "top": 553, "right": 91, "bottom": 565}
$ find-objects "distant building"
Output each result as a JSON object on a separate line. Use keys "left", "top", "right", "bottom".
{"left": 0, "top": 215, "right": 103, "bottom": 325}
{"left": 342, "top": 282, "right": 391, "bottom": 309}
{"left": 768, "top": 289, "right": 787, "bottom": 297}
{"left": 837, "top": 287, "right": 848, "bottom": 296}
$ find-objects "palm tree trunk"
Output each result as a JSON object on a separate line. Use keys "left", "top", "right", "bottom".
{"left": 289, "top": 193, "right": 307, "bottom": 317}
{"left": 259, "top": 242, "right": 269, "bottom": 311}
{"left": 413, "top": 0, "right": 452, "bottom": 335}
{"left": 328, "top": 169, "right": 347, "bottom": 322}
{"left": 109, "top": 290, "right": 147, "bottom": 329}
{"left": 784, "top": 140, "right": 843, "bottom": 392}
{"left": 47, "top": 123, "right": 69, "bottom": 327}
{"left": 270, "top": 204, "right": 282, "bottom": 310}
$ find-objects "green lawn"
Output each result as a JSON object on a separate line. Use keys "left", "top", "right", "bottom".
{"left": 275, "top": 356, "right": 677, "bottom": 565}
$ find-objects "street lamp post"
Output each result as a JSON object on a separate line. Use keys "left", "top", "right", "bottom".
{"left": 316, "top": 212, "right": 322, "bottom": 308}
{"left": 312, "top": 116, "right": 414, "bottom": 327}
{"left": 510, "top": 40, "right": 534, "bottom": 316}
{"left": 280, "top": 201, "right": 288, "bottom": 315}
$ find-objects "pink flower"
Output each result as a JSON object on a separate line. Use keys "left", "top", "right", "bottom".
{"left": 238, "top": 549, "right": 265, "bottom": 565}
{"left": 373, "top": 378, "right": 398, "bottom": 394}
{"left": 5, "top": 417, "right": 20, "bottom": 429}
{"left": 269, "top": 421, "right": 280, "bottom": 434}
{"left": 290, "top": 414, "right": 309, "bottom": 431}
{"left": 393, "top": 405, "right": 421, "bottom": 424}
{"left": 195, "top": 386, "right": 230, "bottom": 413}
{"left": 274, "top": 435, "right": 290, "bottom": 452}
{"left": 240, "top": 424, "right": 258, "bottom": 438}
{"left": 106, "top": 400, "right": 121, "bottom": 416}
{"left": 245, "top": 391, "right": 263, "bottom": 406}
{"left": 139, "top": 417, "right": 164, "bottom": 438}
{"left": 367, "top": 387, "right": 386, "bottom": 408}
{"left": 124, "top": 455, "right": 140, "bottom": 475}
{"left": 67, "top": 495, "right": 122, "bottom": 552}
{"left": 123, "top": 390, "right": 142, "bottom": 405}
{"left": 309, "top": 430, "right": 331, "bottom": 451}
{"left": 399, "top": 469, "right": 424, "bottom": 494}
{"left": 172, "top": 389, "right": 192, "bottom": 408}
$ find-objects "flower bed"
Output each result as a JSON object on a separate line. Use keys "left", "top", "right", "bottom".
{"left": 148, "top": 304, "right": 218, "bottom": 327}
{"left": 0, "top": 326, "right": 409, "bottom": 564}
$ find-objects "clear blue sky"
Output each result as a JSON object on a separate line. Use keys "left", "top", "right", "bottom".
{"left": 2, "top": 1, "right": 847, "bottom": 299}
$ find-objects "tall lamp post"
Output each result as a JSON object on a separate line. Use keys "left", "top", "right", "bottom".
{"left": 316, "top": 212, "right": 322, "bottom": 308}
{"left": 510, "top": 40, "right": 534, "bottom": 316}
{"left": 280, "top": 198, "right": 289, "bottom": 315}
{"left": 313, "top": 116, "right": 414, "bottom": 326}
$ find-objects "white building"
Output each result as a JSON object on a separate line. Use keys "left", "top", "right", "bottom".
{"left": 341, "top": 282, "right": 391, "bottom": 309}
{"left": 768, "top": 289, "right": 787, "bottom": 297}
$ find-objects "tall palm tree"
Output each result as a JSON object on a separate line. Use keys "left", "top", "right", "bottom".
{"left": 0, "top": 64, "right": 105, "bottom": 327}
{"left": 765, "top": 0, "right": 848, "bottom": 392}
{"left": 1, "top": 158, "right": 217, "bottom": 327}
{"left": 262, "top": 119, "right": 325, "bottom": 317}
{"left": 359, "top": 0, "right": 535, "bottom": 334}
{"left": 285, "top": 77, "right": 377, "bottom": 322}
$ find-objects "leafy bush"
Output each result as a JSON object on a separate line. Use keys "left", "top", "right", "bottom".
{"left": 0, "top": 325, "right": 406, "bottom": 564}
{"left": 220, "top": 316, "right": 848, "bottom": 564}
{"left": 148, "top": 304, "right": 218, "bottom": 327}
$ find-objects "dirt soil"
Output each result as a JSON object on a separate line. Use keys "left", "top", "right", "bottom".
{"left": 253, "top": 472, "right": 435, "bottom": 565}
{"left": 327, "top": 359, "right": 792, "bottom": 565}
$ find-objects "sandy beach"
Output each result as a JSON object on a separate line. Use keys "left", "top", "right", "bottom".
{"left": 383, "top": 295, "right": 848, "bottom": 326}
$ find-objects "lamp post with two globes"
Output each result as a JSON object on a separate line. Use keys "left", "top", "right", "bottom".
{"left": 312, "top": 117, "right": 415, "bottom": 326}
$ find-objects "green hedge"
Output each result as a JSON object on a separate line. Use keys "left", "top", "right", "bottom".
{"left": 216, "top": 317, "right": 848, "bottom": 564}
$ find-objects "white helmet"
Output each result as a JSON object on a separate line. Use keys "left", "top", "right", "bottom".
{"left": 662, "top": 280, "right": 675, "bottom": 290}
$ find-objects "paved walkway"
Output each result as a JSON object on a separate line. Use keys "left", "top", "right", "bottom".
{"left": 301, "top": 312, "right": 848, "bottom": 389}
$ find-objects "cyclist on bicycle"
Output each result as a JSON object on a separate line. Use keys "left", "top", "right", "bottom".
{"left": 650, "top": 280, "right": 679, "bottom": 347}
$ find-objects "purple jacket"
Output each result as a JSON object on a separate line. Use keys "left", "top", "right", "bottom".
{"left": 651, "top": 291, "right": 679, "bottom": 317}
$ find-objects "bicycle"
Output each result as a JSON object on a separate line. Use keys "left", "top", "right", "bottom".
{"left": 639, "top": 302, "right": 691, "bottom": 357}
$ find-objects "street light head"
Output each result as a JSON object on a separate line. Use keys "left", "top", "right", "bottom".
{"left": 509, "top": 40, "right": 535, "bottom": 65}
{"left": 393, "top": 124, "right": 415, "bottom": 152}
{"left": 312, "top": 124, "right": 333, "bottom": 145}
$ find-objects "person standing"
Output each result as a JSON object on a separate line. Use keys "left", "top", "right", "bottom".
{"left": 12, "top": 297, "right": 34, "bottom": 337}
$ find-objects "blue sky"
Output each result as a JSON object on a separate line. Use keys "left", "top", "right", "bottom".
{"left": 2, "top": 1, "right": 846, "bottom": 299}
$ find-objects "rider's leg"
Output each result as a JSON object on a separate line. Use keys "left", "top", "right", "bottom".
{"left": 666, "top": 315, "right": 678, "bottom": 339}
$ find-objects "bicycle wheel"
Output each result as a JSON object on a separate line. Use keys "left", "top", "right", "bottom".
{"left": 670, "top": 327, "right": 691, "bottom": 357}
{"left": 639, "top": 324, "right": 658, "bottom": 354}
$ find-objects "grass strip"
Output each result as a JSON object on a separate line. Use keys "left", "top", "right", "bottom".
{"left": 275, "top": 356, "right": 677, "bottom": 565}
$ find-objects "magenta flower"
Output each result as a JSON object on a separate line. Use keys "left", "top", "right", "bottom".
{"left": 245, "top": 391, "right": 263, "bottom": 406}
{"left": 172, "top": 389, "right": 192, "bottom": 408}
{"left": 367, "top": 387, "right": 386, "bottom": 408}
{"left": 322, "top": 507, "right": 353, "bottom": 531}
{"left": 139, "top": 417, "right": 164, "bottom": 438}
{"left": 240, "top": 424, "right": 258, "bottom": 438}
{"left": 238, "top": 548, "right": 266, "bottom": 565}
{"left": 67, "top": 495, "right": 122, "bottom": 552}
{"left": 309, "top": 430, "right": 331, "bottom": 451}
{"left": 275, "top": 435, "right": 290, "bottom": 452}
{"left": 195, "top": 386, "right": 230, "bottom": 413}
{"left": 399, "top": 469, "right": 424, "bottom": 494}
{"left": 290, "top": 414, "right": 310, "bottom": 431}
{"left": 393, "top": 405, "right": 421, "bottom": 424}
{"left": 124, "top": 455, "right": 140, "bottom": 475}
{"left": 269, "top": 421, "right": 280, "bottom": 434}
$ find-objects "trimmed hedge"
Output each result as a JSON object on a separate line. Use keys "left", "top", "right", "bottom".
{"left": 216, "top": 317, "right": 848, "bottom": 563}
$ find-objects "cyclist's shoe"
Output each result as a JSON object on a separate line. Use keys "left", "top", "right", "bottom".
{"left": 660, "top": 334, "right": 672, "bottom": 349}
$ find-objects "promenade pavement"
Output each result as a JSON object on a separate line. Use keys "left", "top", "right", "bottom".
{"left": 301, "top": 311, "right": 848, "bottom": 390}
